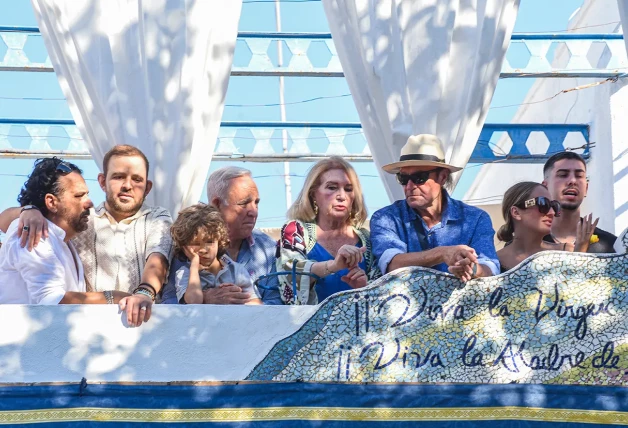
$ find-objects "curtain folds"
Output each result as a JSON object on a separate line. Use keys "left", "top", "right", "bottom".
{"left": 31, "top": 0, "right": 243, "bottom": 216}
{"left": 619, "top": 0, "right": 628, "bottom": 56}
{"left": 321, "top": 0, "right": 520, "bottom": 201}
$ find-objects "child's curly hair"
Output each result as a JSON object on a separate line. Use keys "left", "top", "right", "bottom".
{"left": 171, "top": 204, "right": 230, "bottom": 261}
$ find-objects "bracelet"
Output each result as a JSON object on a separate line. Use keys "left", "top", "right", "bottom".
{"left": 103, "top": 290, "right": 114, "bottom": 304}
{"left": 135, "top": 285, "right": 156, "bottom": 298}
{"left": 323, "top": 260, "right": 334, "bottom": 276}
{"left": 133, "top": 288, "right": 155, "bottom": 302}
{"left": 136, "top": 285, "right": 156, "bottom": 299}
{"left": 138, "top": 282, "right": 157, "bottom": 296}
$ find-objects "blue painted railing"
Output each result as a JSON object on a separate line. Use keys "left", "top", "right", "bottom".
{"left": 0, "top": 26, "right": 626, "bottom": 77}
{"left": 0, "top": 119, "right": 590, "bottom": 163}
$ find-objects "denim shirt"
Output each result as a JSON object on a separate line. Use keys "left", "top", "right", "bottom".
{"left": 161, "top": 229, "right": 282, "bottom": 305}
{"left": 370, "top": 193, "right": 500, "bottom": 276}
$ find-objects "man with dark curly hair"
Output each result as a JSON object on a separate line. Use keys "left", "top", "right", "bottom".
{"left": 0, "top": 158, "right": 131, "bottom": 306}
{"left": 0, "top": 146, "right": 173, "bottom": 327}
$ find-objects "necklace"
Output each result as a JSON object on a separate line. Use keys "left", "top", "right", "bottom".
{"left": 550, "top": 233, "right": 576, "bottom": 245}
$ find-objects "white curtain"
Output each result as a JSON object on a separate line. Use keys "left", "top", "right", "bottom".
{"left": 322, "top": 0, "right": 519, "bottom": 201}
{"left": 619, "top": 0, "right": 628, "bottom": 55}
{"left": 31, "top": 0, "right": 242, "bottom": 217}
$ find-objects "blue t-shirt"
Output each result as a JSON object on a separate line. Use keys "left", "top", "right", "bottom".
{"left": 308, "top": 241, "right": 366, "bottom": 302}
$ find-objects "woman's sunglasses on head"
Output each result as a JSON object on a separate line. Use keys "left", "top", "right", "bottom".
{"left": 396, "top": 168, "right": 440, "bottom": 186}
{"left": 516, "top": 196, "right": 561, "bottom": 217}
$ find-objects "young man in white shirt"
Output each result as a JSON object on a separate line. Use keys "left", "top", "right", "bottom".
{"left": 0, "top": 146, "right": 173, "bottom": 327}
{"left": 0, "top": 158, "right": 130, "bottom": 306}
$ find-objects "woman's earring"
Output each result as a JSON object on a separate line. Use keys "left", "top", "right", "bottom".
{"left": 313, "top": 202, "right": 319, "bottom": 216}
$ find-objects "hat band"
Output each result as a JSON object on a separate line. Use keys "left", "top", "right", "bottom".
{"left": 399, "top": 154, "right": 445, "bottom": 163}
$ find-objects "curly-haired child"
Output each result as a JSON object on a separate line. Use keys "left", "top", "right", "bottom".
{"left": 170, "top": 204, "right": 262, "bottom": 305}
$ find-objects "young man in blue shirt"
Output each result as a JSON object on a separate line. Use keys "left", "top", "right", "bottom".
{"left": 370, "top": 134, "right": 500, "bottom": 281}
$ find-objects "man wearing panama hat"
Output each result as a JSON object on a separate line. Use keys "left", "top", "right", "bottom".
{"left": 370, "top": 134, "right": 499, "bottom": 281}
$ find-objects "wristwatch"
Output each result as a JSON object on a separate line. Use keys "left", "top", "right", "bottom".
{"left": 20, "top": 205, "right": 40, "bottom": 213}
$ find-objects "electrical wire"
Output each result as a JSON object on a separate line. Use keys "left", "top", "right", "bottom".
{"left": 522, "top": 21, "right": 621, "bottom": 34}
{"left": 0, "top": 96, "right": 67, "bottom": 101}
{"left": 1, "top": 72, "right": 622, "bottom": 109}
{"left": 225, "top": 93, "right": 352, "bottom": 107}
{"left": 243, "top": 0, "right": 320, "bottom": 3}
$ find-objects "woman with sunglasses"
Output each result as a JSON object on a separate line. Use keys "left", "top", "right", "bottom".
{"left": 497, "top": 181, "right": 594, "bottom": 273}
{"left": 276, "top": 157, "right": 380, "bottom": 305}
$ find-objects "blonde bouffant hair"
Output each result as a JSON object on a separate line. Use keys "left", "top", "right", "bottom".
{"left": 287, "top": 157, "right": 367, "bottom": 227}
{"left": 171, "top": 204, "right": 230, "bottom": 261}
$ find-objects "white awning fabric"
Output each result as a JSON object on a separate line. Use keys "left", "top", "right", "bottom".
{"left": 321, "top": 0, "right": 520, "bottom": 201}
{"left": 31, "top": 0, "right": 243, "bottom": 217}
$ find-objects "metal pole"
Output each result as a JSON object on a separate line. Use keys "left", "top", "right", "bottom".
{"left": 274, "top": 0, "right": 292, "bottom": 211}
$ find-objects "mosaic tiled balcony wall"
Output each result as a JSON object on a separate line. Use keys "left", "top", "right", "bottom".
{"left": 248, "top": 231, "right": 628, "bottom": 384}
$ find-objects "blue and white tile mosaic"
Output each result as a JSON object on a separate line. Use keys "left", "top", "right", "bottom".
{"left": 248, "top": 237, "right": 628, "bottom": 384}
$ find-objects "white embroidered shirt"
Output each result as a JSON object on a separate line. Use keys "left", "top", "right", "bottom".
{"left": 72, "top": 203, "right": 173, "bottom": 292}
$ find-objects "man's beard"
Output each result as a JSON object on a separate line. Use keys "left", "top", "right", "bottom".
{"left": 106, "top": 193, "right": 145, "bottom": 215}
{"left": 59, "top": 207, "right": 90, "bottom": 234}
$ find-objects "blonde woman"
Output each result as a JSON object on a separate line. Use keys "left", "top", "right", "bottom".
{"left": 277, "top": 157, "right": 380, "bottom": 305}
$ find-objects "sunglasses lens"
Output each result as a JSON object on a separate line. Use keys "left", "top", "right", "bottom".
{"left": 536, "top": 197, "right": 550, "bottom": 214}
{"left": 551, "top": 201, "right": 561, "bottom": 216}
{"left": 396, "top": 174, "right": 409, "bottom": 185}
{"left": 413, "top": 174, "right": 428, "bottom": 185}
{"left": 397, "top": 169, "right": 438, "bottom": 186}
{"left": 56, "top": 162, "right": 72, "bottom": 173}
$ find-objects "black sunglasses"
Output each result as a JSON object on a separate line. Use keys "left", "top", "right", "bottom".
{"left": 516, "top": 196, "right": 561, "bottom": 217}
{"left": 55, "top": 161, "right": 73, "bottom": 174}
{"left": 396, "top": 168, "right": 440, "bottom": 186}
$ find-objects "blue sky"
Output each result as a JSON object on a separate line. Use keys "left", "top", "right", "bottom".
{"left": 0, "top": 0, "right": 584, "bottom": 235}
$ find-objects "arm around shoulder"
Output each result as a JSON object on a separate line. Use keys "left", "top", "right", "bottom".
{"left": 0, "top": 207, "right": 20, "bottom": 233}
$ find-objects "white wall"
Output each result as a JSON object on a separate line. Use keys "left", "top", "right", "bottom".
{"left": 464, "top": 0, "right": 628, "bottom": 234}
{"left": 0, "top": 305, "right": 317, "bottom": 383}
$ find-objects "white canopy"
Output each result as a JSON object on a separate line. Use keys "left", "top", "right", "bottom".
{"left": 31, "top": 0, "right": 243, "bottom": 217}
{"left": 321, "top": 0, "right": 520, "bottom": 201}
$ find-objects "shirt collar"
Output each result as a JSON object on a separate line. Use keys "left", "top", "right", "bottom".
{"left": 247, "top": 231, "right": 256, "bottom": 247}
{"left": 45, "top": 219, "right": 67, "bottom": 241}
{"left": 441, "top": 190, "right": 461, "bottom": 224}
{"left": 94, "top": 202, "right": 151, "bottom": 224}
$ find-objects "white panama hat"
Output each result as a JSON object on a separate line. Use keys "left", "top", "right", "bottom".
{"left": 382, "top": 134, "right": 462, "bottom": 174}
